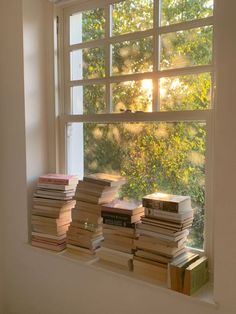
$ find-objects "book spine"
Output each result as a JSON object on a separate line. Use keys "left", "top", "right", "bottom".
{"left": 142, "top": 199, "right": 179, "bottom": 213}
{"left": 144, "top": 208, "right": 192, "bottom": 221}
{"left": 39, "top": 178, "right": 70, "bottom": 185}
{"left": 102, "top": 217, "right": 135, "bottom": 228}
{"left": 102, "top": 211, "right": 132, "bottom": 222}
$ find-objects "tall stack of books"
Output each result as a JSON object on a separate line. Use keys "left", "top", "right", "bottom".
{"left": 31, "top": 174, "right": 78, "bottom": 251}
{"left": 97, "top": 200, "right": 144, "bottom": 270}
{"left": 133, "top": 193, "right": 194, "bottom": 283}
{"left": 66, "top": 173, "right": 126, "bottom": 258}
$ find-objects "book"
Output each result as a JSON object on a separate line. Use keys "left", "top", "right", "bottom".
{"left": 142, "top": 193, "right": 191, "bottom": 213}
{"left": 144, "top": 207, "right": 193, "bottom": 222}
{"left": 140, "top": 217, "right": 193, "bottom": 232}
{"left": 102, "top": 217, "right": 135, "bottom": 228}
{"left": 136, "top": 222, "right": 187, "bottom": 235}
{"left": 136, "top": 227, "right": 189, "bottom": 242}
{"left": 31, "top": 240, "right": 66, "bottom": 252}
{"left": 168, "top": 252, "right": 200, "bottom": 292}
{"left": 71, "top": 208, "right": 103, "bottom": 225}
{"left": 33, "top": 197, "right": 74, "bottom": 208}
{"left": 66, "top": 244, "right": 97, "bottom": 255}
{"left": 101, "top": 199, "right": 144, "bottom": 216}
{"left": 133, "top": 259, "right": 167, "bottom": 283}
{"left": 38, "top": 174, "right": 78, "bottom": 185}
{"left": 102, "top": 211, "right": 143, "bottom": 224}
{"left": 133, "top": 239, "right": 185, "bottom": 257}
{"left": 103, "top": 226, "right": 135, "bottom": 238}
{"left": 37, "top": 183, "right": 77, "bottom": 191}
{"left": 83, "top": 173, "right": 126, "bottom": 187}
{"left": 75, "top": 201, "right": 102, "bottom": 214}
{"left": 137, "top": 234, "right": 187, "bottom": 248}
{"left": 97, "top": 247, "right": 133, "bottom": 270}
{"left": 182, "top": 256, "right": 209, "bottom": 295}
{"left": 74, "top": 190, "right": 118, "bottom": 204}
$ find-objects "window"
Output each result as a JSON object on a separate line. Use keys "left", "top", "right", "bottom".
{"left": 58, "top": 0, "right": 214, "bottom": 252}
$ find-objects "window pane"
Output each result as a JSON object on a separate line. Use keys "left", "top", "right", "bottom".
{"left": 160, "top": 73, "right": 211, "bottom": 111}
{"left": 80, "top": 122, "right": 206, "bottom": 249}
{"left": 161, "top": 0, "right": 214, "bottom": 26}
{"left": 70, "top": 8, "right": 105, "bottom": 45}
{"left": 112, "top": 80, "right": 153, "bottom": 112}
{"left": 112, "top": 0, "right": 153, "bottom": 36}
{"left": 160, "top": 26, "right": 213, "bottom": 70}
{"left": 70, "top": 48, "right": 105, "bottom": 80}
{"left": 112, "top": 37, "right": 153, "bottom": 75}
{"left": 71, "top": 85, "right": 106, "bottom": 114}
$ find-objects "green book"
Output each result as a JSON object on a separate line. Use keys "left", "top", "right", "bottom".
{"left": 183, "top": 256, "right": 209, "bottom": 295}
{"left": 169, "top": 252, "right": 200, "bottom": 292}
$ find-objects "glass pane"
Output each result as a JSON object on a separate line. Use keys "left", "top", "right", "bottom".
{"left": 160, "top": 26, "right": 213, "bottom": 70}
{"left": 70, "top": 8, "right": 105, "bottom": 45}
{"left": 71, "top": 85, "right": 106, "bottom": 114}
{"left": 70, "top": 48, "right": 105, "bottom": 80}
{"left": 161, "top": 0, "right": 214, "bottom": 26}
{"left": 112, "top": 0, "right": 153, "bottom": 36}
{"left": 160, "top": 73, "right": 211, "bottom": 111}
{"left": 112, "top": 37, "right": 153, "bottom": 75}
{"left": 112, "top": 80, "right": 153, "bottom": 112}
{"left": 80, "top": 122, "right": 206, "bottom": 249}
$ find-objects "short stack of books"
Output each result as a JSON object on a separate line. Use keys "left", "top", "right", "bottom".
{"left": 97, "top": 200, "right": 144, "bottom": 270}
{"left": 31, "top": 174, "right": 78, "bottom": 251}
{"left": 133, "top": 193, "right": 194, "bottom": 283}
{"left": 66, "top": 173, "right": 126, "bottom": 258}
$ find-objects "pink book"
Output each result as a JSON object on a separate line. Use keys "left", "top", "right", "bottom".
{"left": 38, "top": 173, "right": 78, "bottom": 185}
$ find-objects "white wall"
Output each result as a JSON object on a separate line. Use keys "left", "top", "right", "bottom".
{"left": 1, "top": 0, "right": 236, "bottom": 313}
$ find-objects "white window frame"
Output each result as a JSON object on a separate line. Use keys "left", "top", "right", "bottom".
{"left": 54, "top": 0, "right": 215, "bottom": 279}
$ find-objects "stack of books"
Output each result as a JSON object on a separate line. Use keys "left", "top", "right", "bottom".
{"left": 31, "top": 174, "right": 78, "bottom": 251}
{"left": 66, "top": 173, "right": 126, "bottom": 258}
{"left": 133, "top": 192, "right": 194, "bottom": 283}
{"left": 97, "top": 200, "right": 144, "bottom": 270}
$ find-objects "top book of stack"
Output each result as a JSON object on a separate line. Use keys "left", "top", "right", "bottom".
{"left": 39, "top": 174, "right": 79, "bottom": 186}
{"left": 142, "top": 193, "right": 191, "bottom": 213}
{"left": 83, "top": 173, "right": 126, "bottom": 187}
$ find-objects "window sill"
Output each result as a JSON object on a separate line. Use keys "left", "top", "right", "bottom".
{"left": 25, "top": 243, "right": 218, "bottom": 309}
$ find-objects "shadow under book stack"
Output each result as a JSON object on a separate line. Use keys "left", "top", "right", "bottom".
{"left": 97, "top": 200, "right": 144, "bottom": 270}
{"left": 31, "top": 174, "right": 78, "bottom": 252}
{"left": 66, "top": 173, "right": 126, "bottom": 259}
{"left": 133, "top": 193, "right": 194, "bottom": 283}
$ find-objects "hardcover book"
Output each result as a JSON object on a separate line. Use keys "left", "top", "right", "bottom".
{"left": 83, "top": 173, "right": 126, "bottom": 187}
{"left": 142, "top": 193, "right": 191, "bottom": 213}
{"left": 182, "top": 256, "right": 209, "bottom": 295}
{"left": 38, "top": 174, "right": 78, "bottom": 185}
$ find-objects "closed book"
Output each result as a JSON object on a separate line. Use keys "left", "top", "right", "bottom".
{"left": 75, "top": 190, "right": 117, "bottom": 204}
{"left": 142, "top": 193, "right": 191, "bottom": 213}
{"left": 183, "top": 256, "right": 209, "bottom": 295}
{"left": 133, "top": 239, "right": 185, "bottom": 257}
{"left": 144, "top": 207, "right": 193, "bottom": 222}
{"left": 138, "top": 234, "right": 187, "bottom": 248}
{"left": 102, "top": 211, "right": 142, "bottom": 224}
{"left": 72, "top": 208, "right": 102, "bottom": 225}
{"left": 168, "top": 252, "right": 200, "bottom": 292}
{"left": 38, "top": 174, "right": 78, "bottom": 185}
{"left": 37, "top": 183, "right": 77, "bottom": 191}
{"left": 133, "top": 259, "right": 167, "bottom": 283}
{"left": 83, "top": 173, "right": 126, "bottom": 187}
{"left": 102, "top": 200, "right": 144, "bottom": 216}
{"left": 136, "top": 228, "right": 189, "bottom": 242}
{"left": 102, "top": 217, "right": 135, "bottom": 228}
